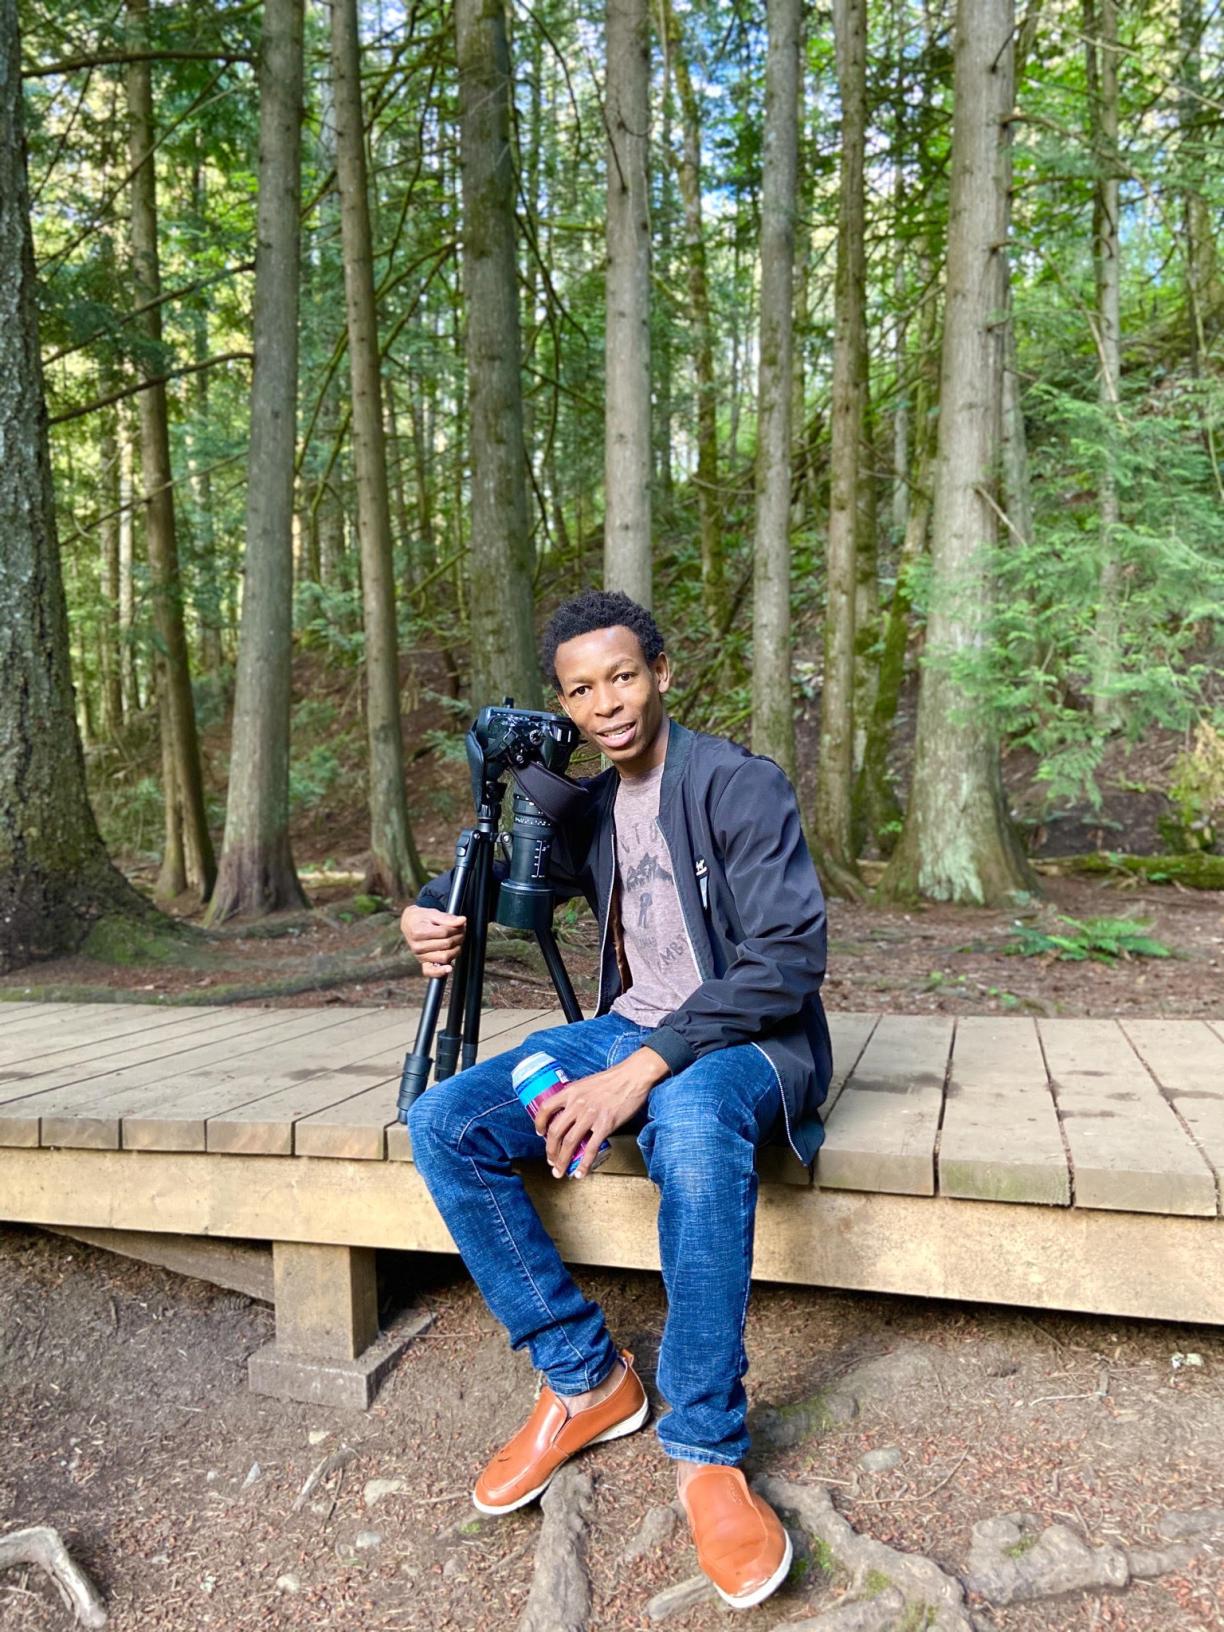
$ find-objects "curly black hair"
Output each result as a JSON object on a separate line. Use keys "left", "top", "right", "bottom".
{"left": 540, "top": 589, "right": 666, "bottom": 690}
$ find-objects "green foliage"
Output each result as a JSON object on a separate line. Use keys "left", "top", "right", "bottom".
{"left": 1164, "top": 721, "right": 1224, "bottom": 853}
{"left": 1006, "top": 914, "right": 1172, "bottom": 964}
{"left": 288, "top": 746, "right": 342, "bottom": 813}
{"left": 93, "top": 775, "right": 164, "bottom": 858}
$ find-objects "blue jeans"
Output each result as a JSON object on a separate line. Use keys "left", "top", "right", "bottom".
{"left": 408, "top": 1012, "right": 783, "bottom": 1466}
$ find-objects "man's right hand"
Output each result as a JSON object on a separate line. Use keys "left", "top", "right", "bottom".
{"left": 400, "top": 905, "right": 467, "bottom": 979}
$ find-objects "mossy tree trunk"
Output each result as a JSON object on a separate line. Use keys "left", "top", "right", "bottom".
{"left": 812, "top": 0, "right": 867, "bottom": 895}
{"left": 750, "top": 0, "right": 799, "bottom": 783}
{"left": 879, "top": 0, "right": 1037, "bottom": 906}
{"left": 126, "top": 0, "right": 216, "bottom": 905}
{"left": 603, "top": 0, "right": 652, "bottom": 606}
{"left": 331, "top": 0, "right": 425, "bottom": 897}
{"left": 208, "top": 0, "right": 309, "bottom": 923}
{"left": 0, "top": 0, "right": 151, "bottom": 972}
{"left": 667, "top": 0, "right": 723, "bottom": 628}
{"left": 455, "top": 0, "right": 539, "bottom": 706}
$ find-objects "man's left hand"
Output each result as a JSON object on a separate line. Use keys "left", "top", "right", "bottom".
{"left": 534, "top": 1047, "right": 670, "bottom": 1179}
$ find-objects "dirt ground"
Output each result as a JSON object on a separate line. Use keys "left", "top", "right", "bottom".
{"left": 2, "top": 1223, "right": 1224, "bottom": 1632}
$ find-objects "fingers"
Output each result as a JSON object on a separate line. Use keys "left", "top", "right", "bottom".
{"left": 402, "top": 906, "right": 466, "bottom": 970}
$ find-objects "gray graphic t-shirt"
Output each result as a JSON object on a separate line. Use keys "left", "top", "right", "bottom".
{"left": 609, "top": 761, "right": 702, "bottom": 1027}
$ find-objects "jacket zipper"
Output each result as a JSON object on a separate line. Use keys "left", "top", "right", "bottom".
{"left": 695, "top": 857, "right": 709, "bottom": 912}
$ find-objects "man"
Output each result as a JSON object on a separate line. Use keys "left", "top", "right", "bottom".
{"left": 402, "top": 589, "right": 831, "bottom": 1611}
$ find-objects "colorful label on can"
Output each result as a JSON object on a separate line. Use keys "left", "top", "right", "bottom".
{"left": 510, "top": 1051, "right": 611, "bottom": 1177}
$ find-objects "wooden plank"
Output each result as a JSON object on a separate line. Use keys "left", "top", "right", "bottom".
{"left": 0, "top": 1009, "right": 292, "bottom": 1148}
{"left": 814, "top": 1015, "right": 953, "bottom": 1195}
{"left": 5, "top": 1146, "right": 1224, "bottom": 1326}
{"left": 44, "top": 1226, "right": 273, "bottom": 1300}
{"left": 0, "top": 1006, "right": 264, "bottom": 1107}
{"left": 35, "top": 1009, "right": 360, "bottom": 1151}
{"left": 1121, "top": 1019, "right": 1224, "bottom": 1184}
{"left": 938, "top": 1017, "right": 1070, "bottom": 1206}
{"left": 117, "top": 1009, "right": 412, "bottom": 1154}
{"left": 1039, "top": 1019, "right": 1216, "bottom": 1216}
{"left": 823, "top": 1011, "right": 881, "bottom": 1113}
{"left": 0, "top": 1002, "right": 204, "bottom": 1068}
{"left": 301, "top": 1009, "right": 555, "bottom": 1159}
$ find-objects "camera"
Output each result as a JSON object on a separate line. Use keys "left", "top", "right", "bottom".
{"left": 467, "top": 702, "right": 583, "bottom": 933}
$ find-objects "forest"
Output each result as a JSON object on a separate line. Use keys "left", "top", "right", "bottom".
{"left": 2, "top": 0, "right": 1223, "bottom": 973}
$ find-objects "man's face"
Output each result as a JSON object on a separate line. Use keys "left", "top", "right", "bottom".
{"left": 553, "top": 625, "right": 671, "bottom": 777}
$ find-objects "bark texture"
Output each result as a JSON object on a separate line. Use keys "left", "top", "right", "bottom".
{"left": 0, "top": 0, "right": 147, "bottom": 972}
{"left": 126, "top": 0, "right": 216, "bottom": 902}
{"left": 813, "top": 0, "right": 868, "bottom": 892}
{"left": 1085, "top": 0, "right": 1122, "bottom": 725}
{"left": 455, "top": 0, "right": 539, "bottom": 705}
{"left": 208, "top": 0, "right": 308, "bottom": 923}
{"left": 603, "top": 0, "right": 652, "bottom": 606}
{"left": 667, "top": 0, "right": 722, "bottom": 626}
{"left": 331, "top": 0, "right": 424, "bottom": 896}
{"left": 880, "top": 0, "right": 1037, "bottom": 905}
{"left": 750, "top": 0, "right": 799, "bottom": 782}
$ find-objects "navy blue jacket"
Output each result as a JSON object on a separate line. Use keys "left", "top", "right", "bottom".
{"left": 419, "top": 719, "right": 833, "bottom": 1163}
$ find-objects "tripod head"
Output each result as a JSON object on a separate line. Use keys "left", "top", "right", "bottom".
{"left": 467, "top": 701, "right": 588, "bottom": 933}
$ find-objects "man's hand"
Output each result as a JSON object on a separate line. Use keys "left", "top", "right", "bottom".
{"left": 401, "top": 904, "right": 466, "bottom": 979}
{"left": 534, "top": 1047, "right": 671, "bottom": 1179}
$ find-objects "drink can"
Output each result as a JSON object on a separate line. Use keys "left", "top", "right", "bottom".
{"left": 510, "top": 1051, "right": 611, "bottom": 1177}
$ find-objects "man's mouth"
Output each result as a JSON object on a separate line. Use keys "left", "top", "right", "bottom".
{"left": 597, "top": 721, "right": 637, "bottom": 748}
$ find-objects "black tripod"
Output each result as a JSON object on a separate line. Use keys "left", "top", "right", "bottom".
{"left": 396, "top": 762, "right": 583, "bottom": 1119}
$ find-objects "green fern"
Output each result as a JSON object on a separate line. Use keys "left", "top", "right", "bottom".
{"left": 1006, "top": 914, "right": 1172, "bottom": 963}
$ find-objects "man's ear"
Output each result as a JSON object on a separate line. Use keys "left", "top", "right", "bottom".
{"left": 654, "top": 653, "right": 672, "bottom": 695}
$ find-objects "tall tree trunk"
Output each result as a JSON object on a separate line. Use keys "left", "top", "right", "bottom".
{"left": 126, "top": 0, "right": 216, "bottom": 903}
{"left": 208, "top": 0, "right": 309, "bottom": 923}
{"left": 455, "top": 0, "right": 538, "bottom": 704}
{"left": 750, "top": 0, "right": 799, "bottom": 781}
{"left": 667, "top": 0, "right": 723, "bottom": 626}
{"left": 1086, "top": 0, "right": 1122, "bottom": 728}
{"left": 191, "top": 148, "right": 224, "bottom": 673}
{"left": 1180, "top": 0, "right": 1223, "bottom": 369}
{"left": 880, "top": 0, "right": 1036, "bottom": 905}
{"left": 118, "top": 419, "right": 140, "bottom": 714}
{"left": 653, "top": 89, "right": 675, "bottom": 512}
{"left": 812, "top": 0, "right": 867, "bottom": 894}
{"left": 330, "top": 0, "right": 425, "bottom": 897}
{"left": 99, "top": 402, "right": 125, "bottom": 737}
{"left": 1, "top": 0, "right": 147, "bottom": 970}
{"left": 604, "top": 0, "right": 652, "bottom": 605}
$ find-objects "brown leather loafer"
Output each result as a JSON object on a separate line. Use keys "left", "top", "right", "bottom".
{"left": 680, "top": 1466, "right": 792, "bottom": 1610}
{"left": 472, "top": 1350, "right": 649, "bottom": 1515}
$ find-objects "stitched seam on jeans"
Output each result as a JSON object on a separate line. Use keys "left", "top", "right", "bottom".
{"left": 656, "top": 1438, "right": 740, "bottom": 1466}
{"left": 465, "top": 1152, "right": 594, "bottom": 1388}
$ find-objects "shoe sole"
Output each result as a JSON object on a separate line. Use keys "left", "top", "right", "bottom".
{"left": 712, "top": 1529, "right": 793, "bottom": 1611}
{"left": 471, "top": 1391, "right": 651, "bottom": 1516}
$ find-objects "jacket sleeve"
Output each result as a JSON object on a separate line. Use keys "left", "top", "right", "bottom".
{"left": 646, "top": 758, "right": 827, "bottom": 1075}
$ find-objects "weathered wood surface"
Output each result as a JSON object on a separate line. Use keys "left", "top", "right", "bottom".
{"left": 938, "top": 1017, "right": 1070, "bottom": 1206}
{"left": 2, "top": 1003, "right": 1223, "bottom": 1228}
{"left": 815, "top": 1015, "right": 953, "bottom": 1195}
{"left": 5, "top": 1145, "right": 1224, "bottom": 1326}
{"left": 1039, "top": 1018, "right": 1216, "bottom": 1215}
{"left": 1123, "top": 1019, "right": 1224, "bottom": 1183}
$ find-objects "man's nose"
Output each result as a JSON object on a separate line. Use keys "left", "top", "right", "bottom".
{"left": 595, "top": 687, "right": 622, "bottom": 716}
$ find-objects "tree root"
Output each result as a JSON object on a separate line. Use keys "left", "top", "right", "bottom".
{"left": 0, "top": 1526, "right": 107, "bottom": 1627}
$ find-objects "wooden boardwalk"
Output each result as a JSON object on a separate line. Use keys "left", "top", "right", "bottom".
{"left": 2, "top": 1001, "right": 1223, "bottom": 1401}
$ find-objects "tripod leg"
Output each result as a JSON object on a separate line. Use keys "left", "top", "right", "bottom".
{"left": 437, "top": 831, "right": 492, "bottom": 1080}
{"left": 397, "top": 831, "right": 476, "bottom": 1118}
{"left": 534, "top": 925, "right": 585, "bottom": 1024}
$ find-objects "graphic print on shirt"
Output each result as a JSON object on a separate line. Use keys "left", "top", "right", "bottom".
{"left": 610, "top": 779, "right": 702, "bottom": 1027}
